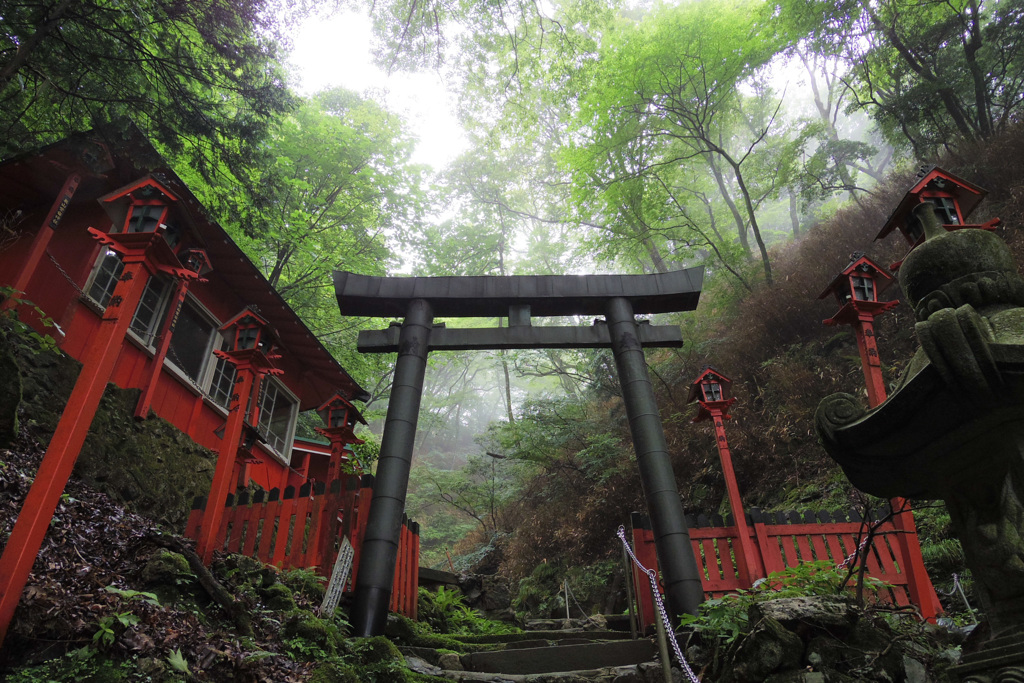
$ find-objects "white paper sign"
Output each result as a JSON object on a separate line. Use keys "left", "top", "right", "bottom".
{"left": 320, "top": 536, "right": 354, "bottom": 616}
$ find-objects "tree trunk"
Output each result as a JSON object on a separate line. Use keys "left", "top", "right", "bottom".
{"left": 707, "top": 155, "right": 750, "bottom": 256}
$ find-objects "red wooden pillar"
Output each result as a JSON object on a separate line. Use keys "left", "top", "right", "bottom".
{"left": 134, "top": 250, "right": 210, "bottom": 419}
{"left": 708, "top": 408, "right": 759, "bottom": 585}
{"left": 687, "top": 368, "right": 759, "bottom": 587}
{"left": 1, "top": 172, "right": 81, "bottom": 311}
{"left": 194, "top": 308, "right": 282, "bottom": 564}
{"left": 820, "top": 256, "right": 941, "bottom": 621}
{"left": 0, "top": 229, "right": 197, "bottom": 646}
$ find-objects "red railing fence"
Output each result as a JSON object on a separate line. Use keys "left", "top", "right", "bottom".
{"left": 185, "top": 473, "right": 419, "bottom": 618}
{"left": 629, "top": 505, "right": 929, "bottom": 630}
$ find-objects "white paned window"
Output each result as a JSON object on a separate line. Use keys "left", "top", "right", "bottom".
{"left": 208, "top": 340, "right": 237, "bottom": 408}
{"left": 257, "top": 379, "right": 297, "bottom": 455}
{"left": 165, "top": 299, "right": 216, "bottom": 384}
{"left": 86, "top": 250, "right": 124, "bottom": 308}
{"left": 129, "top": 276, "right": 170, "bottom": 345}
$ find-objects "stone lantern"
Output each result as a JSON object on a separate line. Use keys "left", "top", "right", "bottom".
{"left": 816, "top": 204, "right": 1024, "bottom": 678}
{"left": 876, "top": 166, "right": 1000, "bottom": 267}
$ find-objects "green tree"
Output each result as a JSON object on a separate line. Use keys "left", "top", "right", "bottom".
{"left": 568, "top": 0, "right": 785, "bottom": 284}
{"left": 0, "top": 0, "right": 296, "bottom": 172}
{"left": 772, "top": 0, "right": 1024, "bottom": 153}
{"left": 184, "top": 87, "right": 425, "bottom": 397}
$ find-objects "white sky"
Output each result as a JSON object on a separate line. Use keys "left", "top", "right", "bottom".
{"left": 287, "top": 11, "right": 469, "bottom": 169}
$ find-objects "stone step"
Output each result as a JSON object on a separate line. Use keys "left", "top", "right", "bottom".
{"left": 462, "top": 638, "right": 658, "bottom": 675}
{"left": 953, "top": 633, "right": 1024, "bottom": 675}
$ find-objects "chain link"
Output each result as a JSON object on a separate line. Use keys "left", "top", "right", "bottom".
{"left": 562, "top": 579, "right": 602, "bottom": 629}
{"left": 836, "top": 533, "right": 872, "bottom": 570}
{"left": 47, "top": 252, "right": 88, "bottom": 298}
{"left": 617, "top": 526, "right": 701, "bottom": 683}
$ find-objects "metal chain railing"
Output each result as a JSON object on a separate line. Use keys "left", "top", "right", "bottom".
{"left": 562, "top": 578, "right": 602, "bottom": 629}
{"left": 836, "top": 533, "right": 872, "bottom": 570}
{"left": 617, "top": 526, "right": 701, "bottom": 683}
{"left": 48, "top": 252, "right": 88, "bottom": 298}
{"left": 936, "top": 572, "right": 978, "bottom": 624}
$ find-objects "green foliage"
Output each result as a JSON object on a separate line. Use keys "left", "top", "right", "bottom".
{"left": 279, "top": 566, "right": 328, "bottom": 603}
{"left": 104, "top": 585, "right": 161, "bottom": 607}
{"left": 93, "top": 612, "right": 140, "bottom": 648}
{"left": 0, "top": 287, "right": 59, "bottom": 354}
{"left": 418, "top": 586, "right": 518, "bottom": 636}
{"left": 281, "top": 611, "right": 345, "bottom": 661}
{"left": 0, "top": 0, "right": 295, "bottom": 180}
{"left": 678, "top": 561, "right": 888, "bottom": 644}
{"left": 6, "top": 647, "right": 127, "bottom": 683}
{"left": 166, "top": 648, "right": 190, "bottom": 675}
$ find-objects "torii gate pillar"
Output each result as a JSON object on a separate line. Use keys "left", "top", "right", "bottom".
{"left": 336, "top": 269, "right": 706, "bottom": 635}
{"left": 605, "top": 297, "right": 705, "bottom": 617}
{"left": 349, "top": 299, "right": 433, "bottom": 636}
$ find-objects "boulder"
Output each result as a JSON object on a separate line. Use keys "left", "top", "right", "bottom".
{"left": 725, "top": 617, "right": 804, "bottom": 683}
{"left": 749, "top": 596, "right": 856, "bottom": 638}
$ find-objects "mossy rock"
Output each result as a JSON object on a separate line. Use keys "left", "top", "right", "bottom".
{"left": 74, "top": 386, "right": 217, "bottom": 531}
{"left": 3, "top": 325, "right": 217, "bottom": 530}
{"left": 308, "top": 661, "right": 363, "bottom": 683}
{"left": 385, "top": 614, "right": 419, "bottom": 643}
{"left": 281, "top": 611, "right": 344, "bottom": 657}
{"left": 0, "top": 329, "right": 21, "bottom": 448}
{"left": 261, "top": 583, "right": 297, "bottom": 612}
{"left": 351, "top": 635, "right": 404, "bottom": 665}
{"left": 139, "top": 551, "right": 193, "bottom": 604}
{"left": 218, "top": 554, "right": 275, "bottom": 589}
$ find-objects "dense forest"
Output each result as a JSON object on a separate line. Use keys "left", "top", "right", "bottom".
{"left": 4, "top": 0, "right": 1024, "bottom": 622}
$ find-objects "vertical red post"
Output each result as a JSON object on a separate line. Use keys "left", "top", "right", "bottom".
{"left": 134, "top": 279, "right": 190, "bottom": 418}
{"left": 2, "top": 172, "right": 81, "bottom": 310}
{"left": 853, "top": 314, "right": 888, "bottom": 411}
{"left": 196, "top": 367, "right": 255, "bottom": 564}
{"left": 820, "top": 258, "right": 942, "bottom": 621}
{"left": 860, "top": 364, "right": 941, "bottom": 621}
{"left": 708, "top": 408, "right": 760, "bottom": 586}
{"left": 0, "top": 230, "right": 193, "bottom": 646}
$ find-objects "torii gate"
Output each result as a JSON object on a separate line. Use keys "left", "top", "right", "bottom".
{"left": 334, "top": 269, "right": 707, "bottom": 636}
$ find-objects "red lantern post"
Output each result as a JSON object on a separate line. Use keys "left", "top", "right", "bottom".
{"left": 687, "top": 368, "right": 760, "bottom": 586}
{"left": 0, "top": 228, "right": 200, "bottom": 645}
{"left": 315, "top": 392, "right": 367, "bottom": 482}
{"left": 194, "top": 309, "right": 283, "bottom": 564}
{"left": 820, "top": 255, "right": 942, "bottom": 620}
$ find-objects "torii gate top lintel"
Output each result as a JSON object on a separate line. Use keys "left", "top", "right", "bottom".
{"left": 333, "top": 267, "right": 704, "bottom": 319}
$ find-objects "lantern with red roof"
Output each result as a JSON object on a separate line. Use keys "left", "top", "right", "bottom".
{"left": 687, "top": 367, "right": 758, "bottom": 585}
{"left": 877, "top": 166, "right": 1000, "bottom": 269}
{"left": 316, "top": 392, "right": 368, "bottom": 481}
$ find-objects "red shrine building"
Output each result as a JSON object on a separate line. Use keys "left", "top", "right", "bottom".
{"left": 0, "top": 132, "right": 368, "bottom": 493}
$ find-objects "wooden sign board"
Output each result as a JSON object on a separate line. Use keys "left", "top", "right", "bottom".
{"left": 320, "top": 536, "right": 354, "bottom": 617}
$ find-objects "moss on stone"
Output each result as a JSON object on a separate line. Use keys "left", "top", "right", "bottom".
{"left": 261, "top": 583, "right": 297, "bottom": 612}
{"left": 139, "top": 550, "right": 193, "bottom": 604}
{"left": 0, "top": 328, "right": 21, "bottom": 448}
{"left": 281, "top": 611, "right": 344, "bottom": 656}
{"left": 308, "top": 661, "right": 362, "bottom": 683}
{"left": 2, "top": 323, "right": 218, "bottom": 530}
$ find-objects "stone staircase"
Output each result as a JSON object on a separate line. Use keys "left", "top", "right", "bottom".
{"left": 400, "top": 621, "right": 679, "bottom": 682}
